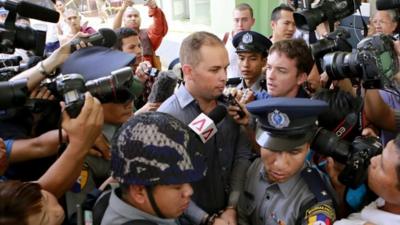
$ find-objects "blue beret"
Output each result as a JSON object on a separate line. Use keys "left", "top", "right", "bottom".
{"left": 61, "top": 46, "right": 135, "bottom": 81}
{"left": 247, "top": 97, "right": 328, "bottom": 151}
{"left": 233, "top": 31, "right": 272, "bottom": 54}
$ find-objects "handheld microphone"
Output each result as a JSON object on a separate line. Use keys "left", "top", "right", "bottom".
{"left": 189, "top": 105, "right": 227, "bottom": 143}
{"left": 148, "top": 71, "right": 177, "bottom": 103}
{"left": 70, "top": 28, "right": 117, "bottom": 52}
{"left": 376, "top": 0, "right": 400, "bottom": 10}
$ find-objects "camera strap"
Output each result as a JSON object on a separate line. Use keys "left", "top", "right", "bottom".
{"left": 333, "top": 97, "right": 363, "bottom": 139}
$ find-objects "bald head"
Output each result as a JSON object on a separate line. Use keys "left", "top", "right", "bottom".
{"left": 123, "top": 7, "right": 141, "bottom": 30}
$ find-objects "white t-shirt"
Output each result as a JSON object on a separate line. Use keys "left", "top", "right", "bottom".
{"left": 334, "top": 198, "right": 400, "bottom": 225}
{"left": 225, "top": 32, "right": 241, "bottom": 79}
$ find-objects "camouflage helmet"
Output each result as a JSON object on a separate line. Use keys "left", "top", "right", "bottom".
{"left": 111, "top": 112, "right": 206, "bottom": 185}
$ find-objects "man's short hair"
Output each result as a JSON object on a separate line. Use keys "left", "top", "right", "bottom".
{"left": 394, "top": 134, "right": 400, "bottom": 191}
{"left": 179, "top": 31, "right": 223, "bottom": 67}
{"left": 64, "top": 8, "right": 79, "bottom": 18}
{"left": 269, "top": 38, "right": 314, "bottom": 75}
{"left": 113, "top": 27, "right": 139, "bottom": 50}
{"left": 235, "top": 3, "right": 254, "bottom": 18}
{"left": 271, "top": 4, "right": 294, "bottom": 22}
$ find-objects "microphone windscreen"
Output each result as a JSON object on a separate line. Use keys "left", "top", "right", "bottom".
{"left": 148, "top": 71, "right": 177, "bottom": 103}
{"left": 97, "top": 28, "right": 117, "bottom": 48}
{"left": 208, "top": 105, "right": 227, "bottom": 124}
{"left": 17, "top": 1, "right": 59, "bottom": 23}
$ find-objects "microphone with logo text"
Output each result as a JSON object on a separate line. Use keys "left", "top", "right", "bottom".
{"left": 70, "top": 28, "right": 117, "bottom": 52}
{"left": 189, "top": 105, "right": 227, "bottom": 143}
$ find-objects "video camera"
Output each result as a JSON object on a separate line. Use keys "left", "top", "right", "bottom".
{"left": 42, "top": 67, "right": 135, "bottom": 118}
{"left": 322, "top": 34, "right": 399, "bottom": 89}
{"left": 0, "top": 0, "right": 59, "bottom": 56}
{"left": 310, "top": 28, "right": 353, "bottom": 60}
{"left": 294, "top": 0, "right": 361, "bottom": 31}
{"left": 376, "top": 0, "right": 400, "bottom": 10}
{"left": 311, "top": 128, "right": 382, "bottom": 188}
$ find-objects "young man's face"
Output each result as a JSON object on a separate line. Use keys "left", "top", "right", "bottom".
{"left": 102, "top": 101, "right": 134, "bottom": 125}
{"left": 123, "top": 8, "right": 141, "bottom": 30}
{"left": 372, "top": 11, "right": 398, "bottom": 35}
{"left": 271, "top": 10, "right": 296, "bottom": 42}
{"left": 151, "top": 183, "right": 193, "bottom": 218}
{"left": 233, "top": 9, "right": 255, "bottom": 35}
{"left": 121, "top": 35, "right": 143, "bottom": 69}
{"left": 55, "top": 1, "right": 65, "bottom": 13}
{"left": 368, "top": 140, "right": 400, "bottom": 205}
{"left": 261, "top": 143, "right": 309, "bottom": 183}
{"left": 238, "top": 52, "right": 266, "bottom": 82}
{"left": 266, "top": 51, "right": 306, "bottom": 97}
{"left": 65, "top": 11, "right": 81, "bottom": 32}
{"left": 184, "top": 45, "right": 229, "bottom": 101}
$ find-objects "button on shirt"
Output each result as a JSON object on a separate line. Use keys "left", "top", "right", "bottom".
{"left": 158, "top": 85, "right": 251, "bottom": 224}
{"left": 238, "top": 159, "right": 316, "bottom": 225}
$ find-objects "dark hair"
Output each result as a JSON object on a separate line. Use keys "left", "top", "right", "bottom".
{"left": 0, "top": 181, "right": 43, "bottom": 225}
{"left": 269, "top": 38, "right": 314, "bottom": 75}
{"left": 180, "top": 31, "right": 223, "bottom": 67}
{"left": 394, "top": 134, "right": 400, "bottom": 191}
{"left": 271, "top": 4, "right": 294, "bottom": 22}
{"left": 312, "top": 88, "right": 362, "bottom": 141}
{"left": 235, "top": 3, "right": 254, "bottom": 18}
{"left": 113, "top": 27, "right": 139, "bottom": 51}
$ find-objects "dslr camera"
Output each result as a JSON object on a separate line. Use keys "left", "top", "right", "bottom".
{"left": 322, "top": 34, "right": 399, "bottom": 89}
{"left": 43, "top": 67, "right": 134, "bottom": 118}
{"left": 311, "top": 128, "right": 382, "bottom": 188}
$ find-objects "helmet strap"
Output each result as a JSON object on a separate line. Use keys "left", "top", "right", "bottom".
{"left": 145, "top": 186, "right": 166, "bottom": 219}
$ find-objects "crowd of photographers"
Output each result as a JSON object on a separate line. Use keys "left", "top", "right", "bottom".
{"left": 1, "top": 0, "right": 400, "bottom": 224}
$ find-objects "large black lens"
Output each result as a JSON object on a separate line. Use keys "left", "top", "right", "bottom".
{"left": 294, "top": 9, "right": 325, "bottom": 31}
{"left": 323, "top": 52, "right": 360, "bottom": 80}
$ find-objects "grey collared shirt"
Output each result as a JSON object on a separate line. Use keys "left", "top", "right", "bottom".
{"left": 238, "top": 159, "right": 335, "bottom": 225}
{"left": 236, "top": 75, "right": 264, "bottom": 93}
{"left": 101, "top": 188, "right": 179, "bottom": 225}
{"left": 158, "top": 85, "right": 252, "bottom": 224}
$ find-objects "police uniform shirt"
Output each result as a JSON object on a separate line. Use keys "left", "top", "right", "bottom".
{"left": 236, "top": 75, "right": 265, "bottom": 93}
{"left": 238, "top": 159, "right": 335, "bottom": 225}
{"left": 101, "top": 188, "right": 179, "bottom": 225}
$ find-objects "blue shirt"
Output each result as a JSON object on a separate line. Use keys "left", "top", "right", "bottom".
{"left": 158, "top": 85, "right": 251, "bottom": 224}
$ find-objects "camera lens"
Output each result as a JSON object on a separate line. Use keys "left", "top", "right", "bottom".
{"left": 323, "top": 52, "right": 360, "bottom": 80}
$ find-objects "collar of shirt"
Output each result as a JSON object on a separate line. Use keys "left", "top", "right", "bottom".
{"left": 176, "top": 85, "right": 196, "bottom": 109}
{"left": 258, "top": 164, "right": 305, "bottom": 198}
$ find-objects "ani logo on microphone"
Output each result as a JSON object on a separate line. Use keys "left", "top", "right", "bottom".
{"left": 189, "top": 113, "right": 218, "bottom": 143}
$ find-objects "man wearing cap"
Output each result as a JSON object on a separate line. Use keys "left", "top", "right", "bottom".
{"left": 232, "top": 31, "right": 272, "bottom": 93}
{"left": 101, "top": 112, "right": 206, "bottom": 225}
{"left": 158, "top": 31, "right": 252, "bottom": 225}
{"left": 237, "top": 97, "right": 337, "bottom": 225}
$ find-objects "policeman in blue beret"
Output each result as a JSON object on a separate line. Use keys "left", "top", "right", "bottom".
{"left": 231, "top": 31, "right": 272, "bottom": 94}
{"left": 237, "top": 97, "right": 337, "bottom": 225}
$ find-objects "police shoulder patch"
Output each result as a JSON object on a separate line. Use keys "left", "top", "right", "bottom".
{"left": 304, "top": 202, "right": 335, "bottom": 225}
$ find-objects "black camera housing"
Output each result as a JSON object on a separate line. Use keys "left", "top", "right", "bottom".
{"left": 294, "top": 0, "right": 361, "bottom": 31}
{"left": 322, "top": 34, "right": 399, "bottom": 89}
{"left": 311, "top": 128, "right": 382, "bottom": 188}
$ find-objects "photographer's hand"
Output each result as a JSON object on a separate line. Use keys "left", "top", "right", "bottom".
{"left": 145, "top": 0, "right": 157, "bottom": 9}
{"left": 135, "top": 61, "right": 152, "bottom": 83}
{"left": 227, "top": 100, "right": 250, "bottom": 126}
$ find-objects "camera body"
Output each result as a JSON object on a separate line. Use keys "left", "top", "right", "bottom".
{"left": 311, "top": 128, "right": 382, "bottom": 188}
{"left": 44, "top": 67, "right": 134, "bottom": 118}
{"left": 322, "top": 34, "right": 399, "bottom": 89}
{"left": 294, "top": 0, "right": 361, "bottom": 31}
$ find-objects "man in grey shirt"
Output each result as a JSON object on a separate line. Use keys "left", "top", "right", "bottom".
{"left": 158, "top": 31, "right": 252, "bottom": 225}
{"left": 238, "top": 98, "right": 337, "bottom": 225}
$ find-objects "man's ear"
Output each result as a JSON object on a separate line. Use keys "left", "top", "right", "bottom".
{"left": 128, "top": 185, "right": 147, "bottom": 204}
{"left": 296, "top": 72, "right": 308, "bottom": 85}
{"left": 181, "top": 64, "right": 193, "bottom": 81}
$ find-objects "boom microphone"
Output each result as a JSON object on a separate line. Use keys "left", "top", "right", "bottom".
{"left": 70, "top": 28, "right": 117, "bottom": 52}
{"left": 189, "top": 105, "right": 227, "bottom": 143}
{"left": 376, "top": 0, "right": 400, "bottom": 10}
{"left": 148, "top": 71, "right": 178, "bottom": 103}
